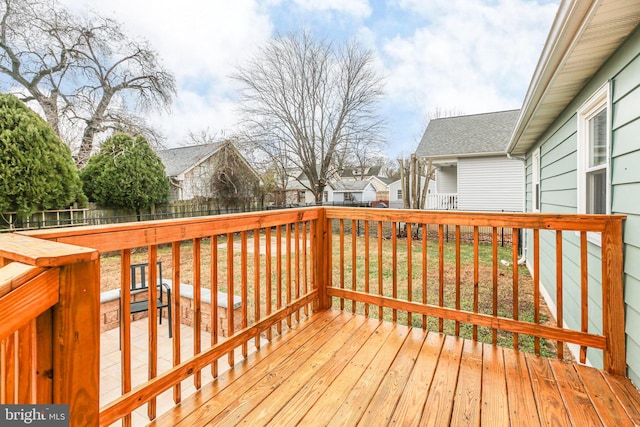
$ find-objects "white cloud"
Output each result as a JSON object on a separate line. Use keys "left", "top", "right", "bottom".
{"left": 56, "top": 0, "right": 557, "bottom": 156}
{"left": 383, "top": 0, "right": 558, "bottom": 118}
{"left": 61, "top": 0, "right": 273, "bottom": 144}
{"left": 289, "top": 0, "right": 371, "bottom": 19}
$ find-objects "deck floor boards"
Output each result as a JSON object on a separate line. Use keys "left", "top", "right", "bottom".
{"left": 152, "top": 310, "right": 640, "bottom": 426}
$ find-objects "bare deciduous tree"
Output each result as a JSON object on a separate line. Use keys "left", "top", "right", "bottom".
{"left": 234, "top": 31, "right": 385, "bottom": 202}
{"left": 397, "top": 154, "right": 434, "bottom": 210}
{"left": 398, "top": 107, "right": 463, "bottom": 209}
{"left": 0, "top": 0, "right": 175, "bottom": 166}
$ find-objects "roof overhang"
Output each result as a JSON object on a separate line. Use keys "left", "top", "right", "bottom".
{"left": 426, "top": 152, "right": 508, "bottom": 166}
{"left": 507, "top": 0, "right": 640, "bottom": 156}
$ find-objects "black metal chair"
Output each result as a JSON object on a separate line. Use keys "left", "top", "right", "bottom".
{"left": 129, "top": 261, "right": 172, "bottom": 338}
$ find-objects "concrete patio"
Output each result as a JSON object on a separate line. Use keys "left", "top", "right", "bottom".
{"left": 100, "top": 317, "right": 258, "bottom": 426}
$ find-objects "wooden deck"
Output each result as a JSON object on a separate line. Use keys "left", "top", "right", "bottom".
{"left": 152, "top": 310, "right": 640, "bottom": 426}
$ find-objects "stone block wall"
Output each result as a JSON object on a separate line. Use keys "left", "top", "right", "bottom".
{"left": 99, "top": 283, "right": 243, "bottom": 338}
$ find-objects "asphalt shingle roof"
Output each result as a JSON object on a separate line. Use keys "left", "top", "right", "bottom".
{"left": 332, "top": 180, "right": 372, "bottom": 192}
{"left": 415, "top": 109, "right": 520, "bottom": 158}
{"left": 156, "top": 143, "right": 224, "bottom": 177}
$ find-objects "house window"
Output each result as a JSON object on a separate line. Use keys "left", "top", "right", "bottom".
{"left": 345, "top": 192, "right": 354, "bottom": 201}
{"left": 532, "top": 148, "right": 540, "bottom": 212}
{"left": 577, "top": 82, "right": 610, "bottom": 216}
{"left": 397, "top": 189, "right": 402, "bottom": 200}
{"left": 297, "top": 191, "right": 305, "bottom": 203}
{"left": 323, "top": 191, "right": 328, "bottom": 202}
{"left": 577, "top": 82, "right": 610, "bottom": 244}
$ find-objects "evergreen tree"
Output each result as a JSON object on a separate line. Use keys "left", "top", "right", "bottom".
{"left": 0, "top": 93, "right": 86, "bottom": 219}
{"left": 81, "top": 134, "right": 169, "bottom": 217}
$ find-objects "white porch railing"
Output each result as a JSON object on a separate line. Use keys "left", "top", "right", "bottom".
{"left": 425, "top": 193, "right": 458, "bottom": 210}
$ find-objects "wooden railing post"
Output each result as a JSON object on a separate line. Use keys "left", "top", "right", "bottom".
{"left": 53, "top": 256, "right": 100, "bottom": 426}
{"left": 313, "top": 208, "right": 331, "bottom": 311}
{"left": 601, "top": 217, "right": 625, "bottom": 375}
{"left": 35, "top": 309, "right": 53, "bottom": 404}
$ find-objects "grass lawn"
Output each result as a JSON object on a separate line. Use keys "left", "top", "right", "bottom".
{"left": 100, "top": 230, "right": 559, "bottom": 357}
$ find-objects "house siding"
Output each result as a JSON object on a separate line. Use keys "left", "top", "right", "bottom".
{"left": 457, "top": 156, "right": 524, "bottom": 212}
{"left": 436, "top": 167, "right": 457, "bottom": 194}
{"left": 524, "top": 25, "right": 640, "bottom": 386}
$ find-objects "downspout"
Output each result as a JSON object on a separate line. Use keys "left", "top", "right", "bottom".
{"left": 506, "top": 153, "right": 527, "bottom": 265}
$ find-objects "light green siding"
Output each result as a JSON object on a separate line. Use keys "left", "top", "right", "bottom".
{"left": 524, "top": 25, "right": 640, "bottom": 386}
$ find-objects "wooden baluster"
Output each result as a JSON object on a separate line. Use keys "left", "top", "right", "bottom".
{"left": 422, "top": 223, "right": 428, "bottom": 329}
{"left": 438, "top": 224, "right": 444, "bottom": 332}
{"left": 580, "top": 231, "right": 588, "bottom": 364}
{"left": 227, "top": 233, "right": 235, "bottom": 366}
{"left": 119, "top": 249, "right": 132, "bottom": 426}
{"left": 171, "top": 242, "right": 182, "bottom": 402}
{"left": 339, "top": 219, "right": 345, "bottom": 311}
{"left": 265, "top": 228, "right": 272, "bottom": 341}
{"left": 147, "top": 245, "right": 158, "bottom": 420}
{"left": 302, "top": 221, "right": 309, "bottom": 317}
{"left": 533, "top": 229, "right": 540, "bottom": 355}
{"left": 241, "top": 231, "right": 248, "bottom": 359}
{"left": 512, "top": 229, "right": 519, "bottom": 351}
{"left": 254, "top": 228, "right": 261, "bottom": 349}
{"left": 286, "top": 224, "right": 292, "bottom": 327}
{"left": 392, "top": 222, "right": 398, "bottom": 323}
{"left": 3, "top": 333, "right": 16, "bottom": 403}
{"left": 17, "top": 320, "right": 35, "bottom": 403}
{"left": 35, "top": 309, "right": 53, "bottom": 404}
{"left": 193, "top": 238, "right": 202, "bottom": 389}
{"left": 555, "top": 230, "right": 562, "bottom": 359}
{"left": 276, "top": 225, "right": 283, "bottom": 334}
{"left": 351, "top": 219, "right": 357, "bottom": 313}
{"left": 492, "top": 228, "right": 498, "bottom": 345}
{"left": 455, "top": 226, "right": 461, "bottom": 336}
{"left": 210, "top": 235, "right": 219, "bottom": 378}
{"left": 473, "top": 226, "right": 479, "bottom": 341}
{"left": 364, "top": 221, "right": 370, "bottom": 318}
{"left": 1, "top": 338, "right": 5, "bottom": 402}
{"left": 316, "top": 217, "right": 330, "bottom": 311}
{"left": 378, "top": 221, "right": 384, "bottom": 320}
{"left": 295, "top": 221, "right": 300, "bottom": 322}
{"left": 407, "top": 223, "right": 412, "bottom": 327}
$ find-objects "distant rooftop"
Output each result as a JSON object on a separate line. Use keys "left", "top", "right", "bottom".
{"left": 415, "top": 109, "right": 520, "bottom": 158}
{"left": 156, "top": 143, "right": 224, "bottom": 177}
{"left": 333, "top": 180, "right": 373, "bottom": 192}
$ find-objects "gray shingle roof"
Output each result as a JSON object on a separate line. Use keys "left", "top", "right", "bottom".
{"left": 156, "top": 143, "right": 224, "bottom": 177}
{"left": 332, "top": 180, "right": 372, "bottom": 192}
{"left": 415, "top": 109, "right": 520, "bottom": 158}
{"left": 339, "top": 165, "right": 382, "bottom": 179}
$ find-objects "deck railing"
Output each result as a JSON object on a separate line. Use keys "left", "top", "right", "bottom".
{"left": 0, "top": 234, "right": 99, "bottom": 425}
{"left": 320, "top": 208, "right": 625, "bottom": 375}
{"left": 0, "top": 207, "right": 625, "bottom": 426}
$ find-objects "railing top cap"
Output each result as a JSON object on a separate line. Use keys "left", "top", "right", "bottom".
{"left": 0, "top": 233, "right": 97, "bottom": 267}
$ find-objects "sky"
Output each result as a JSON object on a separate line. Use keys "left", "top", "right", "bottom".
{"left": 61, "top": 0, "right": 559, "bottom": 158}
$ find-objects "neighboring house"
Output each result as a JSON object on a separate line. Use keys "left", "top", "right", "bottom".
{"left": 337, "top": 165, "right": 394, "bottom": 200}
{"left": 156, "top": 142, "right": 261, "bottom": 202}
{"left": 338, "top": 165, "right": 384, "bottom": 181}
{"left": 332, "top": 179, "right": 377, "bottom": 204}
{"left": 283, "top": 165, "right": 389, "bottom": 206}
{"left": 387, "top": 177, "right": 436, "bottom": 209}
{"left": 283, "top": 179, "right": 322, "bottom": 206}
{"left": 415, "top": 110, "right": 524, "bottom": 212}
{"left": 507, "top": 0, "right": 640, "bottom": 385}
